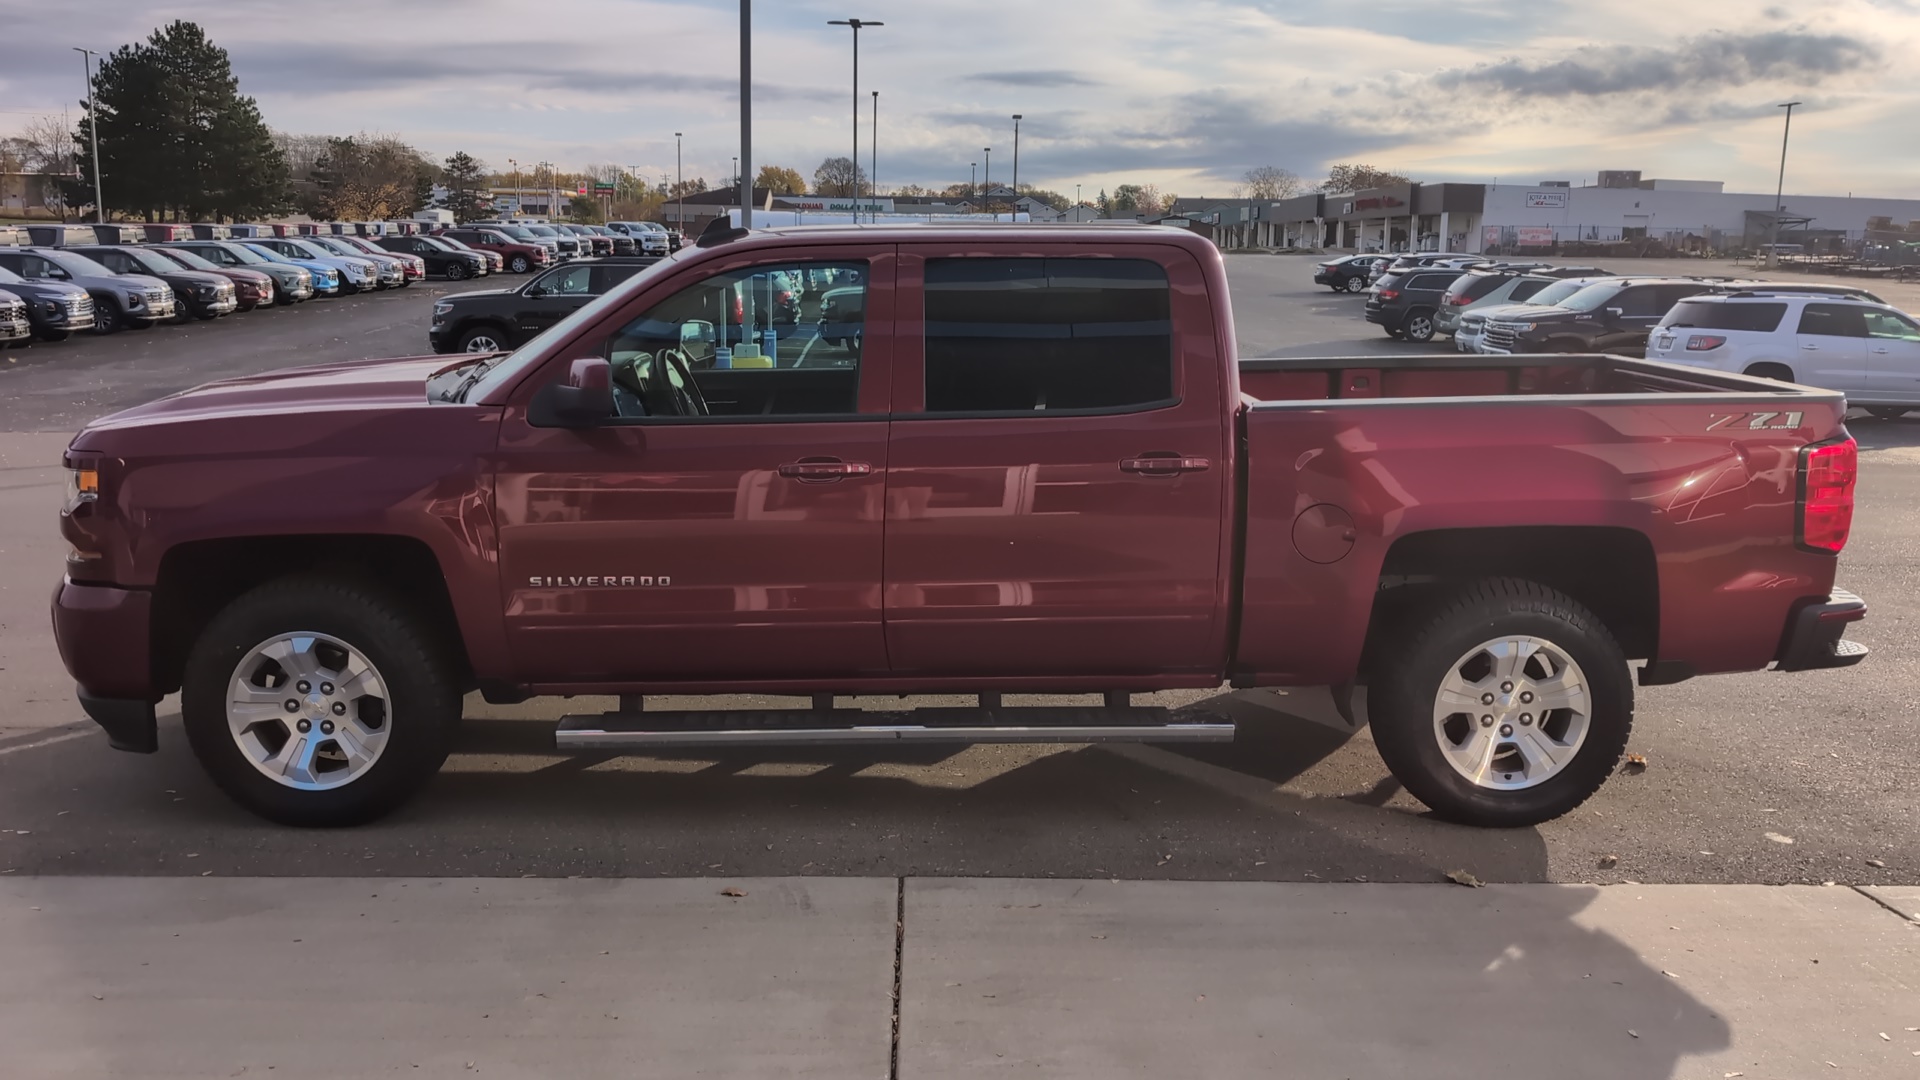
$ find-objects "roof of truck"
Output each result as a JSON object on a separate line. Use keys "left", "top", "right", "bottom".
{"left": 697, "top": 221, "right": 1220, "bottom": 256}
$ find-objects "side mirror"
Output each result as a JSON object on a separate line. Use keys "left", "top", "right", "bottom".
{"left": 528, "top": 357, "right": 614, "bottom": 428}
{"left": 1605, "top": 306, "right": 1625, "bottom": 319}
{"left": 526, "top": 285, "right": 547, "bottom": 297}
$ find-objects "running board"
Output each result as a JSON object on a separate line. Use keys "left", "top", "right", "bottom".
{"left": 553, "top": 706, "right": 1234, "bottom": 750}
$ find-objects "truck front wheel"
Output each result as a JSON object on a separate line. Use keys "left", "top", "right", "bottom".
{"left": 1368, "top": 578, "right": 1633, "bottom": 828}
{"left": 180, "top": 577, "right": 461, "bottom": 827}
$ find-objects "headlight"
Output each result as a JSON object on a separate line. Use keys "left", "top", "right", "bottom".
{"left": 196, "top": 285, "right": 217, "bottom": 298}
{"left": 124, "top": 292, "right": 143, "bottom": 307}
{"left": 433, "top": 301, "right": 452, "bottom": 316}
{"left": 64, "top": 463, "right": 99, "bottom": 512}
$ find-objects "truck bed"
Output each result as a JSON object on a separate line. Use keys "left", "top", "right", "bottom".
{"left": 1230, "top": 352, "right": 1849, "bottom": 687}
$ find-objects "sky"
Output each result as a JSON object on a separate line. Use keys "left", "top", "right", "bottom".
{"left": 2, "top": 0, "right": 1917, "bottom": 200}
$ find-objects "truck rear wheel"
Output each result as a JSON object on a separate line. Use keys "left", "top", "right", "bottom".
{"left": 180, "top": 577, "right": 461, "bottom": 827}
{"left": 1368, "top": 578, "right": 1633, "bottom": 828}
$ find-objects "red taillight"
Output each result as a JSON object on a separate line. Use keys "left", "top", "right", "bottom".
{"left": 1448, "top": 292, "right": 1474, "bottom": 305}
{"left": 1686, "top": 335, "right": 1727, "bottom": 351}
{"left": 1800, "top": 439, "right": 1857, "bottom": 553}
{"left": 1377, "top": 288, "right": 1400, "bottom": 300}
{"left": 730, "top": 292, "right": 744, "bottom": 324}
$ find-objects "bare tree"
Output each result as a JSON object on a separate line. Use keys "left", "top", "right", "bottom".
{"left": 19, "top": 115, "right": 79, "bottom": 174}
{"left": 1237, "top": 165, "right": 1302, "bottom": 201}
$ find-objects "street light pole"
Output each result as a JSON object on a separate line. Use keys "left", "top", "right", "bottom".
{"left": 1769, "top": 100, "right": 1801, "bottom": 269}
{"left": 827, "top": 19, "right": 882, "bottom": 208}
{"left": 72, "top": 47, "right": 103, "bottom": 223}
{"left": 983, "top": 148, "right": 991, "bottom": 218}
{"left": 1011, "top": 114, "right": 1021, "bottom": 216}
{"left": 740, "top": 0, "right": 753, "bottom": 228}
{"left": 675, "top": 132, "right": 683, "bottom": 236}
{"left": 870, "top": 90, "right": 878, "bottom": 223}
{"left": 970, "top": 162, "right": 976, "bottom": 209}
{"left": 509, "top": 158, "right": 519, "bottom": 215}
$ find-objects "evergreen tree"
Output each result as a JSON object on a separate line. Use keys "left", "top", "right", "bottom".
{"left": 442, "top": 152, "right": 492, "bottom": 223}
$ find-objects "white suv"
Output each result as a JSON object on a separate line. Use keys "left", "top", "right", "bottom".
{"left": 1646, "top": 291, "right": 1920, "bottom": 418}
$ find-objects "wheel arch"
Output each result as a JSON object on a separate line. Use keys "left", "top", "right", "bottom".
{"left": 151, "top": 533, "right": 472, "bottom": 697}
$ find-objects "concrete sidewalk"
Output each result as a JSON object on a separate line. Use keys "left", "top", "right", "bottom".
{"left": 2, "top": 877, "right": 1915, "bottom": 1079}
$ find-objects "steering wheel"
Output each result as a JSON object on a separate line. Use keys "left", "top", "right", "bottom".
{"left": 643, "top": 348, "right": 710, "bottom": 416}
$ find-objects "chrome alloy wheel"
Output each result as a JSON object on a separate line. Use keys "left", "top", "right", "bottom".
{"left": 462, "top": 333, "right": 502, "bottom": 353}
{"left": 1432, "top": 635, "right": 1591, "bottom": 791}
{"left": 227, "top": 632, "right": 391, "bottom": 790}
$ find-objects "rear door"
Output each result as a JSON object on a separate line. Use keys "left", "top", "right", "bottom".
{"left": 1862, "top": 308, "right": 1920, "bottom": 402}
{"left": 880, "top": 246, "right": 1231, "bottom": 678}
{"left": 1795, "top": 303, "right": 1871, "bottom": 394}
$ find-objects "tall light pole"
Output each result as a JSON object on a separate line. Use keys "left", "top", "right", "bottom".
{"left": 828, "top": 18, "right": 881, "bottom": 207}
{"left": 72, "top": 48, "right": 103, "bottom": 223}
{"left": 970, "top": 162, "right": 976, "bottom": 208}
{"left": 1769, "top": 100, "right": 1802, "bottom": 269}
{"left": 674, "top": 132, "right": 683, "bottom": 236}
{"left": 870, "top": 90, "right": 879, "bottom": 223}
{"left": 740, "top": 0, "right": 752, "bottom": 227}
{"left": 1011, "top": 114, "right": 1022, "bottom": 215}
{"left": 509, "top": 158, "right": 519, "bottom": 215}
{"left": 982, "top": 147, "right": 991, "bottom": 218}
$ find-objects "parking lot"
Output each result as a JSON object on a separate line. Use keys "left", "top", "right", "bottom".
{"left": 1, "top": 254, "right": 1916, "bottom": 889}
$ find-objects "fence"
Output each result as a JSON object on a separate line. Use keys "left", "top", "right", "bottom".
{"left": 1475, "top": 224, "right": 1891, "bottom": 259}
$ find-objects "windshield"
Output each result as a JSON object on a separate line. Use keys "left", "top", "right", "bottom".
{"left": 283, "top": 240, "right": 331, "bottom": 259}
{"left": 418, "top": 237, "right": 456, "bottom": 252}
{"left": 1556, "top": 282, "right": 1626, "bottom": 313}
{"left": 524, "top": 225, "right": 558, "bottom": 236}
{"left": 156, "top": 247, "right": 223, "bottom": 272}
{"left": 492, "top": 225, "right": 538, "bottom": 241}
{"left": 305, "top": 237, "right": 353, "bottom": 254}
{"left": 0, "top": 265, "right": 23, "bottom": 285}
{"left": 43, "top": 249, "right": 116, "bottom": 276}
{"left": 122, "top": 248, "right": 188, "bottom": 275}
{"left": 220, "top": 243, "right": 272, "bottom": 265}
{"left": 1525, "top": 279, "right": 1600, "bottom": 308}
{"left": 464, "top": 250, "right": 689, "bottom": 402}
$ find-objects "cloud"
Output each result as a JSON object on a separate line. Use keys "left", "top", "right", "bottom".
{"left": 1433, "top": 30, "right": 1882, "bottom": 97}
{"left": 964, "top": 70, "right": 1102, "bottom": 88}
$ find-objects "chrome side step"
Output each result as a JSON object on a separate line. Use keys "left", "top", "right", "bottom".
{"left": 553, "top": 706, "right": 1234, "bottom": 750}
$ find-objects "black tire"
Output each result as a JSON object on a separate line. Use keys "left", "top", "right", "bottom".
{"left": 276, "top": 288, "right": 300, "bottom": 306}
{"left": 1402, "top": 309, "right": 1437, "bottom": 343}
{"left": 1342, "top": 277, "right": 1364, "bottom": 293}
{"left": 93, "top": 302, "right": 124, "bottom": 335}
{"left": 508, "top": 255, "right": 531, "bottom": 274}
{"left": 456, "top": 324, "right": 512, "bottom": 354}
{"left": 36, "top": 328, "right": 70, "bottom": 342}
{"left": 180, "top": 576, "right": 461, "bottom": 827}
{"left": 1367, "top": 578, "right": 1633, "bottom": 828}
{"left": 1386, "top": 327, "right": 1405, "bottom": 340}
{"left": 1866, "top": 406, "right": 1909, "bottom": 421}
{"left": 445, "top": 262, "right": 469, "bottom": 281}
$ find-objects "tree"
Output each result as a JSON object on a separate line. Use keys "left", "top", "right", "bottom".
{"left": 442, "top": 151, "right": 491, "bottom": 223}
{"left": 1110, "top": 183, "right": 1166, "bottom": 217}
{"left": 755, "top": 164, "right": 806, "bottom": 195}
{"left": 667, "top": 177, "right": 708, "bottom": 199}
{"left": 305, "top": 135, "right": 436, "bottom": 220}
{"left": 1320, "top": 164, "right": 1411, "bottom": 193}
{"left": 1238, "top": 165, "right": 1302, "bottom": 201}
{"left": 812, "top": 156, "right": 867, "bottom": 198}
{"left": 1016, "top": 185, "right": 1070, "bottom": 211}
{"left": 1096, "top": 188, "right": 1111, "bottom": 216}
{"left": 80, "top": 21, "right": 289, "bottom": 221}
{"left": 567, "top": 196, "right": 604, "bottom": 224}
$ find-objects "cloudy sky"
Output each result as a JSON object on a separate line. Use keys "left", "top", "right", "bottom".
{"left": 3, "top": 0, "right": 1917, "bottom": 198}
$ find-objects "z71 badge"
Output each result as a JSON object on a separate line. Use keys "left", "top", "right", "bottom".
{"left": 1705, "top": 411, "right": 1803, "bottom": 432}
{"left": 529, "top": 575, "right": 671, "bottom": 587}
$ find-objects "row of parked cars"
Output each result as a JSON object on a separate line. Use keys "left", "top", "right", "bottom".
{"left": 0, "top": 217, "right": 689, "bottom": 350}
{"left": 1312, "top": 251, "right": 1920, "bottom": 415}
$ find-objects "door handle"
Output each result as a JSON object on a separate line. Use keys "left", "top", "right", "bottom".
{"left": 778, "top": 458, "right": 872, "bottom": 482}
{"left": 1801, "top": 344, "right": 1819, "bottom": 351}
{"left": 1121, "top": 455, "right": 1211, "bottom": 476}
{"left": 1871, "top": 347, "right": 1891, "bottom": 354}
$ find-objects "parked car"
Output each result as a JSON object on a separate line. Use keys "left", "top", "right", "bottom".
{"left": 1488, "top": 264, "right": 1616, "bottom": 280}
{"left": 328, "top": 234, "right": 429, "bottom": 282}
{"left": 247, "top": 238, "right": 380, "bottom": 294}
{"left": 586, "top": 225, "right": 638, "bottom": 256}
{"left": 303, "top": 235, "right": 408, "bottom": 288}
{"left": 440, "top": 228, "right": 551, "bottom": 274}
{"left": 70, "top": 244, "right": 238, "bottom": 321}
{"left": 1455, "top": 277, "right": 1613, "bottom": 353}
{"left": 1313, "top": 254, "right": 1389, "bottom": 293}
{"left": 518, "top": 223, "right": 582, "bottom": 260}
{"left": 163, "top": 240, "right": 318, "bottom": 304}
{"left": 1647, "top": 291, "right": 1920, "bottom": 418}
{"left": 1364, "top": 267, "right": 1471, "bottom": 341}
{"left": 428, "top": 256, "right": 660, "bottom": 353}
{"left": 0, "top": 262, "right": 95, "bottom": 340}
{"left": 559, "top": 224, "right": 614, "bottom": 256}
{"left": 232, "top": 243, "right": 343, "bottom": 297}
{"left": 0, "top": 246, "right": 177, "bottom": 332}
{"left": 471, "top": 222, "right": 564, "bottom": 261}
{"left": 1478, "top": 277, "right": 1727, "bottom": 356}
{"left": 51, "top": 225, "right": 1867, "bottom": 831}
{"left": 1432, "top": 271, "right": 1559, "bottom": 339}
{"left": 146, "top": 245, "right": 277, "bottom": 311}
{"left": 607, "top": 221, "right": 670, "bottom": 256}
{"left": 374, "top": 235, "right": 488, "bottom": 280}
{"left": 427, "top": 234, "right": 506, "bottom": 274}
{"left": 1371, "top": 252, "right": 1485, "bottom": 284}
{"left": 0, "top": 287, "right": 31, "bottom": 347}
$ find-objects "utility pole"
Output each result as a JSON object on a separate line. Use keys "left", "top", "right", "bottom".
{"left": 1011, "top": 114, "right": 1022, "bottom": 218}
{"left": 871, "top": 90, "right": 879, "bottom": 223}
{"left": 828, "top": 19, "right": 882, "bottom": 207}
{"left": 73, "top": 47, "right": 103, "bottom": 223}
{"left": 1769, "top": 101, "right": 1801, "bottom": 269}
{"left": 970, "top": 162, "right": 976, "bottom": 209}
{"left": 740, "top": 0, "right": 753, "bottom": 228}
{"left": 983, "top": 148, "right": 991, "bottom": 219}
{"left": 675, "top": 132, "right": 683, "bottom": 236}
{"left": 509, "top": 159, "right": 519, "bottom": 215}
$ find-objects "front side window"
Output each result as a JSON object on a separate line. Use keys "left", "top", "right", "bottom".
{"left": 533, "top": 265, "right": 594, "bottom": 295}
{"left": 594, "top": 260, "right": 867, "bottom": 420}
{"left": 1863, "top": 310, "right": 1920, "bottom": 341}
{"left": 1798, "top": 304, "right": 1869, "bottom": 338}
{"left": 1609, "top": 287, "right": 1661, "bottom": 318}
{"left": 923, "top": 257, "right": 1173, "bottom": 414}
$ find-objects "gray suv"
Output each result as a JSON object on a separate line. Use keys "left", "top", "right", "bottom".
{"left": 0, "top": 247, "right": 177, "bottom": 333}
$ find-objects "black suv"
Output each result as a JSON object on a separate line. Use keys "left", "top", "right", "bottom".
{"left": 374, "top": 235, "right": 489, "bottom": 280}
{"left": 1479, "top": 277, "right": 1726, "bottom": 356}
{"left": 1364, "top": 268, "right": 1470, "bottom": 342}
{"left": 429, "top": 257, "right": 659, "bottom": 353}
{"left": 1312, "top": 254, "right": 1388, "bottom": 293}
{"left": 70, "top": 244, "right": 238, "bottom": 320}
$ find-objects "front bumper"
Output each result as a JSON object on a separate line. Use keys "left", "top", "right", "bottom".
{"left": 51, "top": 579, "right": 158, "bottom": 752}
{"left": 0, "top": 313, "right": 29, "bottom": 341}
{"left": 1774, "top": 589, "right": 1869, "bottom": 672}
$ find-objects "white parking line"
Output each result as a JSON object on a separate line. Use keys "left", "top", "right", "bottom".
{"left": 0, "top": 729, "right": 92, "bottom": 757}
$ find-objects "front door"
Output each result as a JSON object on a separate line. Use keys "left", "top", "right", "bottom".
{"left": 881, "top": 248, "right": 1231, "bottom": 678}
{"left": 514, "top": 263, "right": 596, "bottom": 340}
{"left": 1794, "top": 302, "right": 1871, "bottom": 395}
{"left": 492, "top": 249, "right": 896, "bottom": 684}
{"left": 1862, "top": 308, "right": 1920, "bottom": 403}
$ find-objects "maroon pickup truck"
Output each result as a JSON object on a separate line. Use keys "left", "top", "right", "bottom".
{"left": 51, "top": 224, "right": 1866, "bottom": 828}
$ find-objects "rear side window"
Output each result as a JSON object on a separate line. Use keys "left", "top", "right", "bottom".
{"left": 923, "top": 258, "right": 1173, "bottom": 414}
{"left": 1509, "top": 279, "right": 1550, "bottom": 302}
{"left": 592, "top": 263, "right": 650, "bottom": 293}
{"left": 1798, "top": 304, "right": 1869, "bottom": 337}
{"left": 1458, "top": 275, "right": 1506, "bottom": 301}
{"left": 1408, "top": 273, "right": 1457, "bottom": 292}
{"left": 1662, "top": 300, "right": 1787, "bottom": 332}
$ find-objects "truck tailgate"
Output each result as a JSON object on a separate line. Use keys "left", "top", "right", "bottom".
{"left": 1231, "top": 354, "right": 1851, "bottom": 685}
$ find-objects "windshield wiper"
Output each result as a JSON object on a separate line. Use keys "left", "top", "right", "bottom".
{"left": 450, "top": 357, "right": 499, "bottom": 403}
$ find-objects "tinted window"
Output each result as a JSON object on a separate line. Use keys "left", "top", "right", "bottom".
{"left": 1797, "top": 304, "right": 1869, "bottom": 338}
{"left": 534, "top": 265, "right": 594, "bottom": 295}
{"left": 923, "top": 258, "right": 1172, "bottom": 414}
{"left": 1607, "top": 287, "right": 1661, "bottom": 318}
{"left": 592, "top": 263, "right": 651, "bottom": 293}
{"left": 1509, "top": 279, "right": 1550, "bottom": 302}
{"left": 1652, "top": 284, "right": 1711, "bottom": 311}
{"left": 1407, "top": 273, "right": 1459, "bottom": 292}
{"left": 1459, "top": 275, "right": 1507, "bottom": 301}
{"left": 1662, "top": 300, "right": 1787, "bottom": 332}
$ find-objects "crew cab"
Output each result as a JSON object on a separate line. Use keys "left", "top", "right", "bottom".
{"left": 52, "top": 224, "right": 1866, "bottom": 830}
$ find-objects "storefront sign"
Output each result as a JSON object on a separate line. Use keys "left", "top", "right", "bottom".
{"left": 1525, "top": 190, "right": 1569, "bottom": 208}
{"left": 1516, "top": 226, "right": 1556, "bottom": 246}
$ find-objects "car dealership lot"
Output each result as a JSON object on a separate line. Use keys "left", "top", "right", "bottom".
{"left": 0, "top": 253, "right": 1915, "bottom": 887}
